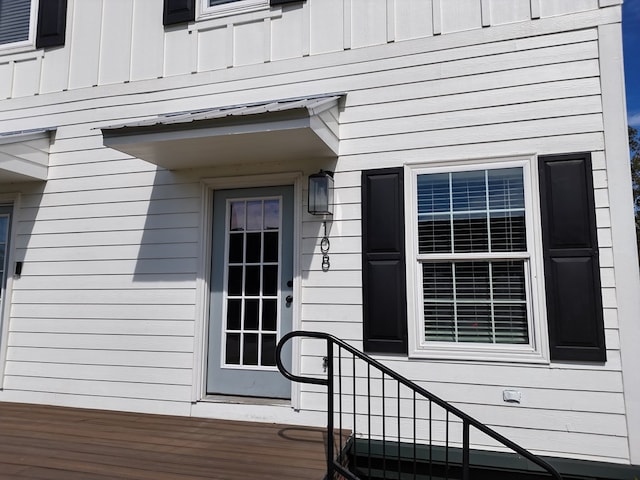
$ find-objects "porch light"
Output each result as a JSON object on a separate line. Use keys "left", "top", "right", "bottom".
{"left": 308, "top": 170, "right": 334, "bottom": 216}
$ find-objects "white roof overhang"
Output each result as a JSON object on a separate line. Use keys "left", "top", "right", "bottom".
{"left": 101, "top": 94, "right": 342, "bottom": 170}
{"left": 0, "top": 129, "right": 51, "bottom": 182}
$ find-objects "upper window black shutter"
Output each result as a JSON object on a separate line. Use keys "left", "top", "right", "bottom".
{"left": 270, "top": 0, "right": 303, "bottom": 5}
{"left": 35, "top": 0, "right": 67, "bottom": 49}
{"left": 361, "top": 168, "right": 408, "bottom": 355}
{"left": 539, "top": 153, "right": 606, "bottom": 362}
{"left": 164, "top": 0, "right": 195, "bottom": 26}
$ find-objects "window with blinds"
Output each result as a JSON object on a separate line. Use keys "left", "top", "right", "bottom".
{"left": 416, "top": 167, "right": 531, "bottom": 346}
{"left": 0, "top": 0, "right": 31, "bottom": 46}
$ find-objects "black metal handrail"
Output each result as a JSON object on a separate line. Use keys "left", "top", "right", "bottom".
{"left": 276, "top": 331, "right": 563, "bottom": 480}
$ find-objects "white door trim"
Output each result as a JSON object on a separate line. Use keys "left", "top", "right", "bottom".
{"left": 0, "top": 193, "right": 20, "bottom": 384}
{"left": 193, "top": 172, "right": 303, "bottom": 408}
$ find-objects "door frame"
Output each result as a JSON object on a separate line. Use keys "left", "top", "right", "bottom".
{"left": 0, "top": 193, "right": 20, "bottom": 384}
{"left": 194, "top": 172, "right": 303, "bottom": 407}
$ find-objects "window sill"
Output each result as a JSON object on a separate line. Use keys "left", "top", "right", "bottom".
{"left": 0, "top": 42, "right": 39, "bottom": 59}
{"left": 408, "top": 346, "right": 549, "bottom": 364}
{"left": 191, "top": 4, "right": 281, "bottom": 33}
{"left": 198, "top": 0, "right": 269, "bottom": 21}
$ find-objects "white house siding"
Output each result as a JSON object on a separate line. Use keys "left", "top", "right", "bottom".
{"left": 0, "top": 0, "right": 636, "bottom": 466}
{"left": 3, "top": 130, "right": 201, "bottom": 416}
{"left": 0, "top": 0, "right": 617, "bottom": 99}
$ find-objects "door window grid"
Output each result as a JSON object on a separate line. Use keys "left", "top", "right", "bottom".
{"left": 416, "top": 167, "right": 532, "bottom": 346}
{"left": 222, "top": 197, "right": 281, "bottom": 369}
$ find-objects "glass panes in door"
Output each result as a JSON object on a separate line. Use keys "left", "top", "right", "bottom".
{"left": 224, "top": 198, "right": 281, "bottom": 368}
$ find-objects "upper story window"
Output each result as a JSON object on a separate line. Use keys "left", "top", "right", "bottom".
{"left": 201, "top": 0, "right": 268, "bottom": 18}
{"left": 406, "top": 157, "right": 547, "bottom": 362}
{"left": 0, "top": 0, "right": 35, "bottom": 48}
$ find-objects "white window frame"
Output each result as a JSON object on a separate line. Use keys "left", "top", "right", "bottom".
{"left": 404, "top": 155, "right": 549, "bottom": 363}
{"left": 0, "top": 0, "right": 38, "bottom": 54}
{"left": 199, "top": 0, "right": 269, "bottom": 19}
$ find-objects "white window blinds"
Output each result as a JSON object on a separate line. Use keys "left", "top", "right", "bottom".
{"left": 417, "top": 167, "right": 530, "bottom": 345}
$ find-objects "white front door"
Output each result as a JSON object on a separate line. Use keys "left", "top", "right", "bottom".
{"left": 206, "top": 186, "right": 293, "bottom": 399}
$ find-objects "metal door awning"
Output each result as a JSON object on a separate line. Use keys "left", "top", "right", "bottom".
{"left": 0, "top": 129, "right": 52, "bottom": 182}
{"left": 101, "top": 94, "right": 342, "bottom": 170}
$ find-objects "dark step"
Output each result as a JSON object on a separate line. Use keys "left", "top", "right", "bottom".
{"left": 347, "top": 439, "right": 604, "bottom": 480}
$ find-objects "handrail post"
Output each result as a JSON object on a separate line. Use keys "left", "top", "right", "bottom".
{"left": 326, "top": 337, "right": 335, "bottom": 479}
{"left": 462, "top": 419, "right": 470, "bottom": 480}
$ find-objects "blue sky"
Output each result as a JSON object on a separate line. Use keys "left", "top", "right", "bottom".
{"left": 624, "top": 0, "right": 640, "bottom": 128}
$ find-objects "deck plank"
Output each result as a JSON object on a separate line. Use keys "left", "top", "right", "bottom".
{"left": 0, "top": 402, "right": 330, "bottom": 480}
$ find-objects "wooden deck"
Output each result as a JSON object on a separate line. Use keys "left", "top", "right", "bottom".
{"left": 0, "top": 402, "right": 330, "bottom": 480}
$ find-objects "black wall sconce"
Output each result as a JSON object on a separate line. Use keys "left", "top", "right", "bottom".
{"left": 308, "top": 170, "right": 334, "bottom": 271}
{"left": 308, "top": 170, "right": 334, "bottom": 216}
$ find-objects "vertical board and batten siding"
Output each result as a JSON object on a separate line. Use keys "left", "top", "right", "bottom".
{"left": 0, "top": 0, "right": 614, "bottom": 99}
{"left": 0, "top": 0, "right": 632, "bottom": 465}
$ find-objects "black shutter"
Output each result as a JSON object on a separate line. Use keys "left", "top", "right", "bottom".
{"left": 163, "top": 0, "right": 195, "bottom": 26}
{"left": 35, "top": 0, "right": 67, "bottom": 49}
{"left": 270, "top": 0, "right": 303, "bottom": 5}
{"left": 362, "top": 168, "right": 408, "bottom": 354}
{"left": 539, "top": 153, "right": 606, "bottom": 362}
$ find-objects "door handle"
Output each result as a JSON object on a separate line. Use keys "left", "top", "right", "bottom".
{"left": 285, "top": 295, "right": 293, "bottom": 304}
